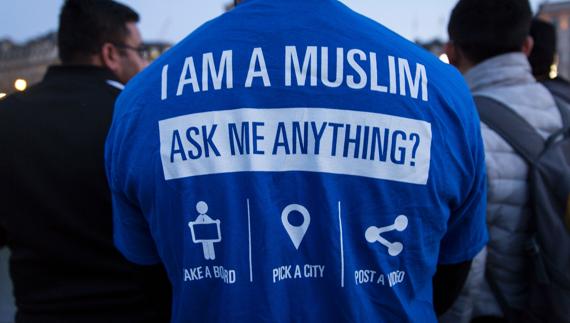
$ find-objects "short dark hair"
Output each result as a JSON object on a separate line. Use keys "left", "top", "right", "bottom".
{"left": 58, "top": 0, "right": 140, "bottom": 63}
{"left": 529, "top": 18, "right": 557, "bottom": 79}
{"left": 448, "top": 0, "right": 532, "bottom": 64}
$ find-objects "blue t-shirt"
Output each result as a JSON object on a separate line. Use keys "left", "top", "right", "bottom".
{"left": 105, "top": 0, "right": 488, "bottom": 322}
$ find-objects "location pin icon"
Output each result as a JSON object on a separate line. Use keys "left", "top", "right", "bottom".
{"left": 281, "top": 204, "right": 311, "bottom": 250}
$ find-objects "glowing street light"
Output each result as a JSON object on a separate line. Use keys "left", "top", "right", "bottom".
{"left": 550, "top": 64, "right": 559, "bottom": 80}
{"left": 14, "top": 79, "right": 27, "bottom": 92}
{"left": 0, "top": 93, "right": 6, "bottom": 100}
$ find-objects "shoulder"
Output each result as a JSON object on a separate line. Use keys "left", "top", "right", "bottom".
{"left": 0, "top": 89, "right": 36, "bottom": 125}
{"left": 477, "top": 82, "right": 562, "bottom": 138}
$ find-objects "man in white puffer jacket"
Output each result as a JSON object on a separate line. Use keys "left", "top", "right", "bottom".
{"left": 441, "top": 0, "right": 563, "bottom": 322}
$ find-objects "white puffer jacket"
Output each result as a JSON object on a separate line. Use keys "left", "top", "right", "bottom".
{"left": 441, "top": 53, "right": 563, "bottom": 321}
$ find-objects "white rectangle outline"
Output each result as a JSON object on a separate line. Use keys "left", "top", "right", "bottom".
{"left": 159, "top": 107, "right": 432, "bottom": 185}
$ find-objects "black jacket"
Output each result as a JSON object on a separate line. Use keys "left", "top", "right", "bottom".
{"left": 0, "top": 66, "right": 171, "bottom": 323}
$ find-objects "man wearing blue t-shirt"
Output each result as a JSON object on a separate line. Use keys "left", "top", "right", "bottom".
{"left": 105, "top": 0, "right": 488, "bottom": 321}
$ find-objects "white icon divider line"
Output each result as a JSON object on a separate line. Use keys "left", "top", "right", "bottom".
{"left": 247, "top": 198, "right": 253, "bottom": 283}
{"left": 338, "top": 200, "right": 345, "bottom": 288}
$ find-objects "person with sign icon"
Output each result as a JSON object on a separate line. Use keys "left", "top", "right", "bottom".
{"left": 189, "top": 201, "right": 222, "bottom": 260}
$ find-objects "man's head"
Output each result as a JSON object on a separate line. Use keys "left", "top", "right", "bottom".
{"left": 445, "top": 0, "right": 533, "bottom": 73}
{"left": 529, "top": 18, "right": 557, "bottom": 81}
{"left": 58, "top": 0, "right": 147, "bottom": 83}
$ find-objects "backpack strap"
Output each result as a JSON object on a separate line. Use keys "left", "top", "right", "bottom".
{"left": 553, "top": 96, "right": 570, "bottom": 129}
{"left": 541, "top": 80, "right": 570, "bottom": 127}
{"left": 542, "top": 80, "right": 570, "bottom": 104}
{"left": 473, "top": 96, "right": 545, "bottom": 164}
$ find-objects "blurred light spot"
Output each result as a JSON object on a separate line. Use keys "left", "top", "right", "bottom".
{"left": 550, "top": 64, "right": 558, "bottom": 79}
{"left": 14, "top": 79, "right": 27, "bottom": 92}
{"left": 0, "top": 93, "right": 6, "bottom": 100}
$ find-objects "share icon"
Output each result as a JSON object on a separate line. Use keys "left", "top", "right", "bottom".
{"left": 365, "top": 215, "right": 409, "bottom": 256}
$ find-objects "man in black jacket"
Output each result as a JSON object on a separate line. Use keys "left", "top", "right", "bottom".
{"left": 529, "top": 18, "right": 570, "bottom": 103}
{"left": 0, "top": 1, "right": 170, "bottom": 322}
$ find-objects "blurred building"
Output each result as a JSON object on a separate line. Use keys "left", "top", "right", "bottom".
{"left": 0, "top": 32, "right": 170, "bottom": 98}
{"left": 144, "top": 41, "right": 171, "bottom": 62}
{"left": 417, "top": 39, "right": 445, "bottom": 57}
{"left": 416, "top": 38, "right": 451, "bottom": 64}
{"left": 538, "top": 1, "right": 570, "bottom": 79}
{"left": 0, "top": 33, "right": 58, "bottom": 97}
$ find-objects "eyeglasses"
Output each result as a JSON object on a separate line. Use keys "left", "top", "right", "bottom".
{"left": 113, "top": 43, "right": 149, "bottom": 60}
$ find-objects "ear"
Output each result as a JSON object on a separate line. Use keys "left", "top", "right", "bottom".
{"left": 522, "top": 36, "right": 534, "bottom": 57}
{"left": 100, "top": 43, "right": 121, "bottom": 73}
{"left": 444, "top": 42, "right": 475, "bottom": 74}
{"left": 444, "top": 42, "right": 459, "bottom": 67}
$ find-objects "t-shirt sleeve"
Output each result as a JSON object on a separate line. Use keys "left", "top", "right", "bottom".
{"left": 438, "top": 98, "right": 489, "bottom": 265}
{"left": 111, "top": 188, "right": 161, "bottom": 265}
{"left": 105, "top": 95, "right": 161, "bottom": 266}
